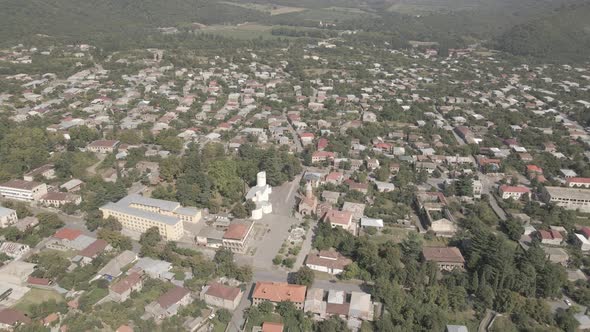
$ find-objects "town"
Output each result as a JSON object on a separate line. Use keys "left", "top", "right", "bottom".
{"left": 0, "top": 34, "right": 589, "bottom": 332}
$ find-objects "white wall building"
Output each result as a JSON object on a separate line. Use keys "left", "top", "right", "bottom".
{"left": 246, "top": 172, "right": 272, "bottom": 220}
{"left": 0, "top": 207, "right": 18, "bottom": 228}
{"left": 0, "top": 180, "right": 48, "bottom": 202}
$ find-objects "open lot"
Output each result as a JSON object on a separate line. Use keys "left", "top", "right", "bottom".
{"left": 220, "top": 1, "right": 307, "bottom": 15}
{"left": 13, "top": 288, "right": 64, "bottom": 314}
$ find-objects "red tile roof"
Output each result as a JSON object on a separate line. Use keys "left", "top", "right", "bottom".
{"left": 568, "top": 177, "right": 590, "bottom": 184}
{"left": 157, "top": 287, "right": 190, "bottom": 308}
{"left": 252, "top": 282, "right": 306, "bottom": 303}
{"left": 262, "top": 322, "right": 284, "bottom": 332}
{"left": 581, "top": 227, "right": 590, "bottom": 239}
{"left": 53, "top": 228, "right": 82, "bottom": 240}
{"left": 27, "top": 276, "right": 51, "bottom": 286}
{"left": 422, "top": 246, "right": 465, "bottom": 264}
{"left": 0, "top": 308, "right": 31, "bottom": 326}
{"left": 223, "top": 223, "right": 251, "bottom": 240}
{"left": 110, "top": 272, "right": 143, "bottom": 294}
{"left": 326, "top": 210, "right": 352, "bottom": 226}
{"left": 79, "top": 239, "right": 109, "bottom": 258}
{"left": 499, "top": 185, "right": 531, "bottom": 193}
{"left": 205, "top": 282, "right": 241, "bottom": 301}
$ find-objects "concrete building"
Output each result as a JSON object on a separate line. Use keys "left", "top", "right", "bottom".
{"left": 144, "top": 286, "right": 192, "bottom": 321}
{"left": 23, "top": 164, "right": 55, "bottom": 182}
{"left": 499, "top": 185, "right": 531, "bottom": 200}
{"left": 422, "top": 246, "right": 465, "bottom": 271}
{"left": 109, "top": 272, "right": 143, "bottom": 302}
{"left": 246, "top": 172, "right": 273, "bottom": 220}
{"left": 40, "top": 192, "right": 81, "bottom": 207}
{"left": 472, "top": 180, "right": 482, "bottom": 199}
{"left": 430, "top": 218, "right": 458, "bottom": 238}
{"left": 542, "top": 186, "right": 590, "bottom": 213}
{"left": 100, "top": 194, "right": 201, "bottom": 241}
{"left": 0, "top": 242, "right": 30, "bottom": 260}
{"left": 202, "top": 282, "right": 243, "bottom": 310}
{"left": 566, "top": 177, "right": 590, "bottom": 188}
{"left": 0, "top": 180, "right": 48, "bottom": 201}
{"left": 252, "top": 282, "right": 307, "bottom": 310}
{"left": 305, "top": 250, "right": 352, "bottom": 275}
{"left": 87, "top": 140, "right": 120, "bottom": 153}
{"left": 0, "top": 206, "right": 18, "bottom": 228}
{"left": 325, "top": 209, "right": 355, "bottom": 235}
{"left": 222, "top": 222, "right": 254, "bottom": 253}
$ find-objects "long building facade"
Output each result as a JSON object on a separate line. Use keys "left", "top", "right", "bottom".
{"left": 542, "top": 186, "right": 590, "bottom": 213}
{"left": 100, "top": 194, "right": 201, "bottom": 241}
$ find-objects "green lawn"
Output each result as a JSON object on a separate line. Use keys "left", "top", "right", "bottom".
{"left": 212, "top": 321, "right": 228, "bottom": 332}
{"left": 13, "top": 288, "right": 64, "bottom": 314}
{"left": 245, "top": 313, "right": 282, "bottom": 332}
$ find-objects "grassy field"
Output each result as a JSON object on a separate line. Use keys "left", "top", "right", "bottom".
{"left": 197, "top": 23, "right": 275, "bottom": 39}
{"left": 220, "top": 1, "right": 307, "bottom": 15}
{"left": 13, "top": 288, "right": 64, "bottom": 314}
{"left": 245, "top": 313, "right": 282, "bottom": 332}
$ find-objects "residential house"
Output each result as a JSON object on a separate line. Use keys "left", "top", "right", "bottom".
{"left": 23, "top": 164, "right": 55, "bottom": 181}
{"left": 76, "top": 239, "right": 111, "bottom": 265}
{"left": 109, "top": 272, "right": 144, "bottom": 302}
{"left": 325, "top": 172, "right": 344, "bottom": 185}
{"left": 87, "top": 140, "right": 120, "bottom": 153}
{"left": 325, "top": 209, "right": 355, "bottom": 235}
{"left": 360, "top": 217, "right": 384, "bottom": 231}
{"left": 543, "top": 247, "right": 569, "bottom": 265}
{"left": 305, "top": 250, "right": 352, "bottom": 275}
{"left": 422, "top": 246, "right": 465, "bottom": 271}
{"left": 97, "top": 250, "right": 138, "bottom": 280}
{"left": 144, "top": 286, "right": 192, "bottom": 321}
{"left": 321, "top": 191, "right": 341, "bottom": 205}
{"left": 499, "top": 185, "right": 531, "bottom": 200}
{"left": 537, "top": 230, "right": 563, "bottom": 246}
{"left": 201, "top": 282, "right": 243, "bottom": 310}
{"left": 430, "top": 218, "right": 458, "bottom": 238}
{"left": 312, "top": 151, "right": 336, "bottom": 164}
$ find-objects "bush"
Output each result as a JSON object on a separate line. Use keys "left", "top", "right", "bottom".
{"left": 273, "top": 255, "right": 283, "bottom": 265}
{"left": 282, "top": 257, "right": 295, "bottom": 268}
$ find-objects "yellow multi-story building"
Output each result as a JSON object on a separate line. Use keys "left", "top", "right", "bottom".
{"left": 100, "top": 194, "right": 201, "bottom": 241}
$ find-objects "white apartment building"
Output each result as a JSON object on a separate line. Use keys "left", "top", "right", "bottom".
{"left": 100, "top": 194, "right": 201, "bottom": 241}
{"left": 0, "top": 207, "right": 18, "bottom": 228}
{"left": 0, "top": 180, "right": 48, "bottom": 202}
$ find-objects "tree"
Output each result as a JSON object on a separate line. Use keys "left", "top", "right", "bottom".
{"left": 555, "top": 308, "right": 580, "bottom": 332}
{"left": 258, "top": 300, "right": 274, "bottom": 314}
{"left": 216, "top": 308, "right": 231, "bottom": 324}
{"left": 501, "top": 218, "right": 524, "bottom": 241}
{"left": 140, "top": 227, "right": 162, "bottom": 247}
{"left": 292, "top": 266, "right": 315, "bottom": 287}
{"left": 314, "top": 316, "right": 351, "bottom": 332}
{"left": 401, "top": 231, "right": 422, "bottom": 263}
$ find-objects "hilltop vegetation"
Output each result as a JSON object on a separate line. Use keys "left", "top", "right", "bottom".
{"left": 0, "top": 0, "right": 588, "bottom": 61}
{"left": 495, "top": 3, "right": 590, "bottom": 62}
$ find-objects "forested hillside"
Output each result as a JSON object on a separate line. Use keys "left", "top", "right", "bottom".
{"left": 495, "top": 3, "right": 590, "bottom": 62}
{"left": 0, "top": 0, "right": 264, "bottom": 42}
{"left": 0, "top": 0, "right": 589, "bottom": 61}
